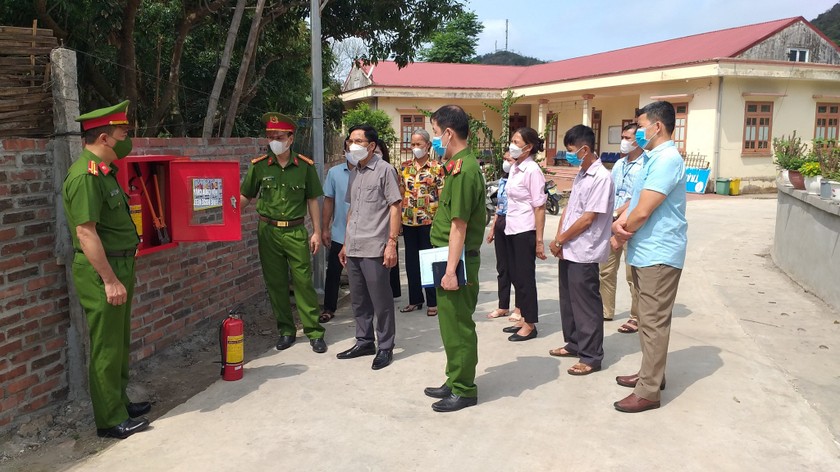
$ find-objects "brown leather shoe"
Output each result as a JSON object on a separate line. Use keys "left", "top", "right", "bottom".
{"left": 615, "top": 373, "right": 666, "bottom": 390}
{"left": 614, "top": 393, "right": 661, "bottom": 413}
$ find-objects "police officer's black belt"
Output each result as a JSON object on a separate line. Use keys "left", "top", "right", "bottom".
{"left": 259, "top": 216, "right": 304, "bottom": 228}
{"left": 75, "top": 249, "right": 135, "bottom": 258}
{"left": 465, "top": 249, "right": 480, "bottom": 257}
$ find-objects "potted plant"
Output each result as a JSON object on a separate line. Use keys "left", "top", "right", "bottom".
{"left": 773, "top": 132, "right": 808, "bottom": 189}
{"left": 816, "top": 140, "right": 840, "bottom": 200}
{"left": 798, "top": 161, "right": 822, "bottom": 195}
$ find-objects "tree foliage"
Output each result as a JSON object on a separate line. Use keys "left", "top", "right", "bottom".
{"left": 421, "top": 10, "right": 484, "bottom": 63}
{"left": 342, "top": 103, "right": 396, "bottom": 146}
{"left": 811, "top": 2, "right": 840, "bottom": 46}
{"left": 0, "top": 0, "right": 461, "bottom": 137}
{"left": 475, "top": 50, "right": 545, "bottom": 66}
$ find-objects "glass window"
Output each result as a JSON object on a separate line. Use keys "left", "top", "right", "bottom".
{"left": 742, "top": 101, "right": 773, "bottom": 155}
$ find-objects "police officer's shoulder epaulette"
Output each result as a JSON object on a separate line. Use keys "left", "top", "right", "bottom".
{"left": 251, "top": 154, "right": 269, "bottom": 165}
{"left": 296, "top": 153, "right": 314, "bottom": 166}
{"left": 87, "top": 160, "right": 99, "bottom": 176}
{"left": 445, "top": 158, "right": 463, "bottom": 175}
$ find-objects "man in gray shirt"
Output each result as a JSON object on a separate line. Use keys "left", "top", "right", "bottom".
{"left": 337, "top": 125, "right": 402, "bottom": 370}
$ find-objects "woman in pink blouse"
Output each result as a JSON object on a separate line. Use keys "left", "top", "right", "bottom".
{"left": 500, "top": 127, "right": 547, "bottom": 342}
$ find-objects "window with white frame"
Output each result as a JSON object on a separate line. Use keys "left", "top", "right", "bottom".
{"left": 787, "top": 48, "right": 809, "bottom": 62}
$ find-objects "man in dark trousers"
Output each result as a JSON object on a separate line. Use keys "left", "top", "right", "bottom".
{"left": 548, "top": 125, "right": 615, "bottom": 377}
{"left": 240, "top": 113, "right": 327, "bottom": 354}
{"left": 422, "top": 105, "right": 486, "bottom": 412}
{"left": 62, "top": 100, "right": 150, "bottom": 439}
{"left": 337, "top": 125, "right": 402, "bottom": 370}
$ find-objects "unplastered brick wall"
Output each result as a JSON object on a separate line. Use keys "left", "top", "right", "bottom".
{"left": 1, "top": 138, "right": 70, "bottom": 431}
{"left": 0, "top": 137, "right": 269, "bottom": 433}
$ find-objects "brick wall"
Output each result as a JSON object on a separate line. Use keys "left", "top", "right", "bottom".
{"left": 0, "top": 138, "right": 69, "bottom": 431}
{"left": 0, "top": 137, "right": 271, "bottom": 433}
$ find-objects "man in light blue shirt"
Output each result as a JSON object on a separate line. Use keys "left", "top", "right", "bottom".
{"left": 320, "top": 158, "right": 353, "bottom": 322}
{"left": 611, "top": 101, "right": 687, "bottom": 413}
{"left": 600, "top": 123, "right": 643, "bottom": 328}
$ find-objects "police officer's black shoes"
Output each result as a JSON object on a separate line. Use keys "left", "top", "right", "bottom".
{"left": 127, "top": 402, "right": 151, "bottom": 418}
{"left": 310, "top": 338, "right": 327, "bottom": 354}
{"left": 276, "top": 335, "right": 296, "bottom": 351}
{"left": 371, "top": 350, "right": 393, "bottom": 370}
{"left": 424, "top": 383, "right": 452, "bottom": 399}
{"left": 336, "top": 343, "right": 376, "bottom": 359}
{"left": 431, "top": 394, "right": 477, "bottom": 412}
{"left": 96, "top": 417, "right": 150, "bottom": 439}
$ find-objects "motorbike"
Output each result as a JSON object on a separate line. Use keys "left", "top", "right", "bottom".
{"left": 485, "top": 179, "right": 499, "bottom": 226}
{"left": 545, "top": 180, "right": 560, "bottom": 215}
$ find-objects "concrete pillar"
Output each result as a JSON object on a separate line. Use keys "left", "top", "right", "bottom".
{"left": 537, "top": 99, "right": 548, "bottom": 163}
{"left": 50, "top": 47, "right": 88, "bottom": 400}
{"left": 582, "top": 94, "right": 595, "bottom": 127}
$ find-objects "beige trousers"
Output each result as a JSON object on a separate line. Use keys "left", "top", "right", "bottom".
{"left": 598, "top": 245, "right": 638, "bottom": 321}
{"left": 631, "top": 264, "right": 682, "bottom": 402}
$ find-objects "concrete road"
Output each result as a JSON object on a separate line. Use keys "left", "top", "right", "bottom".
{"left": 70, "top": 197, "right": 840, "bottom": 471}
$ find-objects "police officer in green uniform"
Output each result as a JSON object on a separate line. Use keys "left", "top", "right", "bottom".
{"left": 240, "top": 113, "right": 327, "bottom": 353}
{"left": 62, "top": 100, "right": 151, "bottom": 439}
{"left": 422, "top": 105, "right": 486, "bottom": 412}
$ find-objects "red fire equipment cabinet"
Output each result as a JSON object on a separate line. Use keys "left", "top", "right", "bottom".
{"left": 114, "top": 155, "right": 242, "bottom": 256}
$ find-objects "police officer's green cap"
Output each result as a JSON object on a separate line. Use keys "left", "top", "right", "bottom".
{"left": 77, "top": 100, "right": 130, "bottom": 131}
{"left": 262, "top": 112, "right": 296, "bottom": 132}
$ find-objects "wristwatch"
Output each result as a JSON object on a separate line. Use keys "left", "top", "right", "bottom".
{"left": 612, "top": 210, "right": 619, "bottom": 221}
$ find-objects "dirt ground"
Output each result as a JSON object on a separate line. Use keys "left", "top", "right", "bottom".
{"left": 0, "top": 292, "right": 291, "bottom": 472}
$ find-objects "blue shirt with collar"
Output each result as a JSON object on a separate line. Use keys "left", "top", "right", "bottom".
{"left": 626, "top": 140, "right": 688, "bottom": 269}
{"left": 323, "top": 163, "right": 351, "bottom": 244}
{"left": 611, "top": 154, "right": 643, "bottom": 211}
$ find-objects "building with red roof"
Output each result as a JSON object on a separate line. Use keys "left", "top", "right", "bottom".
{"left": 341, "top": 17, "right": 840, "bottom": 191}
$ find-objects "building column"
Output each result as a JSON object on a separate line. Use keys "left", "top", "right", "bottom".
{"left": 582, "top": 94, "right": 595, "bottom": 127}
{"left": 537, "top": 99, "right": 548, "bottom": 134}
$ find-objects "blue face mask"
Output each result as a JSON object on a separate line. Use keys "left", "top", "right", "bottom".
{"left": 431, "top": 130, "right": 449, "bottom": 158}
{"left": 635, "top": 125, "right": 650, "bottom": 149}
{"left": 565, "top": 148, "right": 583, "bottom": 167}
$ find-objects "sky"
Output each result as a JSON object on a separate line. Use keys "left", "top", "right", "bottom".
{"left": 468, "top": 0, "right": 839, "bottom": 61}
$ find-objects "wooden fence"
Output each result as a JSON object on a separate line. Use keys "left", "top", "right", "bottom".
{"left": 0, "top": 23, "right": 57, "bottom": 137}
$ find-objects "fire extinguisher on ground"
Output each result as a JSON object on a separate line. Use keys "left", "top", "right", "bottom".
{"left": 219, "top": 304, "right": 245, "bottom": 381}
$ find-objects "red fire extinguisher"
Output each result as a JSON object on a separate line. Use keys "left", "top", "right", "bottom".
{"left": 219, "top": 305, "right": 244, "bottom": 381}
{"left": 127, "top": 180, "right": 143, "bottom": 244}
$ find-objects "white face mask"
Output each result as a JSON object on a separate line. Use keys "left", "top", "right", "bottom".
{"left": 502, "top": 160, "right": 512, "bottom": 174}
{"left": 619, "top": 139, "right": 636, "bottom": 154}
{"left": 269, "top": 140, "right": 289, "bottom": 155}
{"left": 412, "top": 147, "right": 427, "bottom": 159}
{"left": 348, "top": 143, "right": 369, "bottom": 165}
{"left": 509, "top": 143, "right": 524, "bottom": 159}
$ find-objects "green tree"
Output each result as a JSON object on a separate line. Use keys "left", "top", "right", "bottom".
{"left": 342, "top": 103, "right": 396, "bottom": 146}
{"left": 812, "top": 2, "right": 840, "bottom": 46}
{"left": 0, "top": 0, "right": 462, "bottom": 137}
{"left": 475, "top": 50, "right": 545, "bottom": 66}
{"left": 422, "top": 10, "right": 484, "bottom": 63}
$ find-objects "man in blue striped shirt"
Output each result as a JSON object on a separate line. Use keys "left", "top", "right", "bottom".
{"left": 600, "top": 123, "right": 643, "bottom": 331}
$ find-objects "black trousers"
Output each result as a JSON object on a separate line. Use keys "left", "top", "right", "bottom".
{"left": 323, "top": 241, "right": 344, "bottom": 313}
{"left": 402, "top": 224, "right": 437, "bottom": 307}
{"left": 558, "top": 260, "right": 604, "bottom": 366}
{"left": 493, "top": 216, "right": 516, "bottom": 310}
{"left": 507, "top": 230, "right": 538, "bottom": 324}
{"left": 390, "top": 259, "right": 401, "bottom": 298}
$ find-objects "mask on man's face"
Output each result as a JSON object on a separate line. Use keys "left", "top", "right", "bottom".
{"left": 635, "top": 124, "right": 657, "bottom": 150}
{"left": 619, "top": 139, "right": 636, "bottom": 154}
{"left": 565, "top": 146, "right": 585, "bottom": 167}
{"left": 347, "top": 143, "right": 369, "bottom": 165}
{"left": 107, "top": 134, "right": 132, "bottom": 159}
{"left": 269, "top": 139, "right": 289, "bottom": 155}
{"left": 431, "top": 130, "right": 449, "bottom": 158}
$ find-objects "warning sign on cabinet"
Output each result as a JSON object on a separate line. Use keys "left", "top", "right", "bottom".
{"left": 192, "top": 178, "right": 223, "bottom": 211}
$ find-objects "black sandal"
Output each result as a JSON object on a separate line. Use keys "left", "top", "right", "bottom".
{"left": 399, "top": 303, "right": 423, "bottom": 313}
{"left": 319, "top": 312, "right": 335, "bottom": 323}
